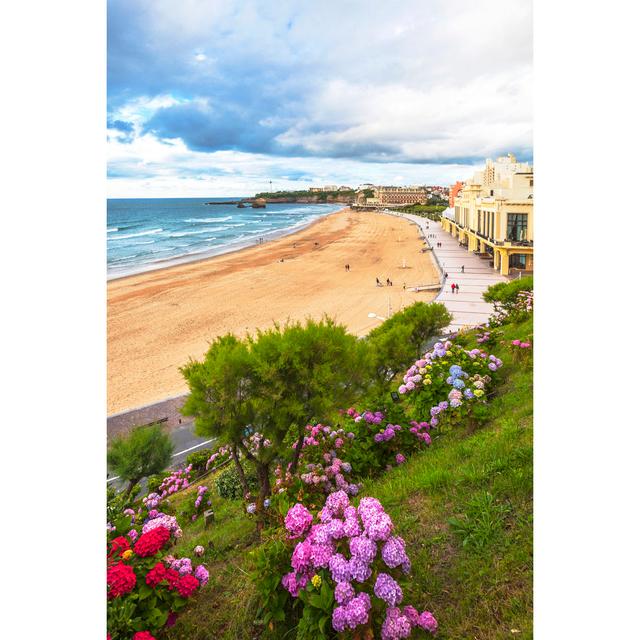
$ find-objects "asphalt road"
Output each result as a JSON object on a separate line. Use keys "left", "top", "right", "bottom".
{"left": 107, "top": 419, "right": 215, "bottom": 489}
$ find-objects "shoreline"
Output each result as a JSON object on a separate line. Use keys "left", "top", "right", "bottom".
{"left": 108, "top": 206, "right": 346, "bottom": 282}
{"left": 108, "top": 208, "right": 440, "bottom": 414}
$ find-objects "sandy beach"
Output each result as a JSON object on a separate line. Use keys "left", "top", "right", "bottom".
{"left": 108, "top": 208, "right": 440, "bottom": 414}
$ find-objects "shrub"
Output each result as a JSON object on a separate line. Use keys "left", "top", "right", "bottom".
{"left": 185, "top": 448, "right": 214, "bottom": 476}
{"left": 146, "top": 474, "right": 165, "bottom": 495}
{"left": 273, "top": 491, "right": 438, "bottom": 639}
{"left": 106, "top": 522, "right": 207, "bottom": 639}
{"left": 215, "top": 462, "right": 258, "bottom": 500}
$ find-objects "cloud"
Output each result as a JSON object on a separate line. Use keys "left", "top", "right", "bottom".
{"left": 107, "top": 0, "right": 532, "bottom": 193}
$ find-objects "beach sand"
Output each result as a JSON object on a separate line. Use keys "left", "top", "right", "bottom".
{"left": 108, "top": 209, "right": 439, "bottom": 414}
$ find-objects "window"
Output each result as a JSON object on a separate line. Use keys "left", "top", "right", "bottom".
{"left": 507, "top": 213, "right": 528, "bottom": 242}
{"left": 509, "top": 254, "right": 527, "bottom": 269}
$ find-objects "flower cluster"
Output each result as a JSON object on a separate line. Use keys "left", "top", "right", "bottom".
{"left": 408, "top": 420, "right": 432, "bottom": 444}
{"left": 374, "top": 423, "right": 402, "bottom": 443}
{"left": 345, "top": 408, "right": 385, "bottom": 425}
{"left": 142, "top": 512, "right": 183, "bottom": 539}
{"left": 191, "top": 485, "right": 211, "bottom": 521}
{"left": 281, "top": 492, "right": 437, "bottom": 638}
{"left": 244, "top": 431, "right": 272, "bottom": 456}
{"left": 476, "top": 330, "right": 491, "bottom": 344}
{"left": 157, "top": 465, "right": 193, "bottom": 500}
{"left": 512, "top": 339, "right": 531, "bottom": 349}
{"left": 107, "top": 562, "right": 137, "bottom": 598}
{"left": 205, "top": 444, "right": 232, "bottom": 470}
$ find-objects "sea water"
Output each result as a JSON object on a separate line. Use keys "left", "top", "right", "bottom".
{"left": 107, "top": 198, "right": 345, "bottom": 279}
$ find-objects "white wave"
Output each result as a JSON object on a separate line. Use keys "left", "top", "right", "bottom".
{"left": 109, "top": 228, "right": 163, "bottom": 241}
{"left": 107, "top": 227, "right": 119, "bottom": 233}
{"left": 183, "top": 216, "right": 232, "bottom": 223}
{"left": 168, "top": 227, "right": 226, "bottom": 237}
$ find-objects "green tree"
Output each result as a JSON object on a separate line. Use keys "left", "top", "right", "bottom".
{"left": 181, "top": 318, "right": 367, "bottom": 522}
{"left": 483, "top": 276, "right": 533, "bottom": 316}
{"left": 181, "top": 335, "right": 255, "bottom": 498}
{"left": 107, "top": 424, "right": 173, "bottom": 496}
{"left": 364, "top": 302, "right": 452, "bottom": 396}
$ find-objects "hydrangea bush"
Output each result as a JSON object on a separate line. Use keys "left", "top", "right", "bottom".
{"left": 276, "top": 491, "right": 437, "bottom": 639}
{"left": 398, "top": 341, "right": 503, "bottom": 430}
{"left": 107, "top": 523, "right": 206, "bottom": 640}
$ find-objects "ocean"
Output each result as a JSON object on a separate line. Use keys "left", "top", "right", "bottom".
{"left": 107, "top": 198, "right": 346, "bottom": 279}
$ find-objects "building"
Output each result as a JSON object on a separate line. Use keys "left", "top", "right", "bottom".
{"left": 322, "top": 185, "right": 338, "bottom": 192}
{"left": 449, "top": 181, "right": 464, "bottom": 207}
{"left": 337, "top": 185, "right": 353, "bottom": 191}
{"left": 441, "top": 154, "right": 533, "bottom": 276}
{"left": 309, "top": 187, "right": 322, "bottom": 193}
{"left": 372, "top": 185, "right": 429, "bottom": 205}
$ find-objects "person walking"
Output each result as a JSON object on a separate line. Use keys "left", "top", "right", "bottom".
{"left": 376, "top": 277, "right": 381, "bottom": 287}
{"left": 455, "top": 283, "right": 460, "bottom": 294}
{"left": 444, "top": 272, "right": 448, "bottom": 280}
{"left": 451, "top": 282, "right": 455, "bottom": 294}
{"left": 461, "top": 265, "right": 465, "bottom": 273}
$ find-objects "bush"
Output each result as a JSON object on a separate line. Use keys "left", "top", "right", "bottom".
{"left": 215, "top": 462, "right": 258, "bottom": 500}
{"left": 107, "top": 522, "right": 207, "bottom": 639}
{"left": 146, "top": 474, "right": 166, "bottom": 494}
{"left": 185, "top": 448, "right": 214, "bottom": 477}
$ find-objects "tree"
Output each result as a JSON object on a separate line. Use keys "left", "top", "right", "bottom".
{"left": 180, "top": 318, "right": 368, "bottom": 524}
{"left": 180, "top": 334, "right": 256, "bottom": 498}
{"left": 249, "top": 317, "right": 368, "bottom": 477}
{"left": 107, "top": 424, "right": 173, "bottom": 497}
{"left": 483, "top": 276, "right": 533, "bottom": 314}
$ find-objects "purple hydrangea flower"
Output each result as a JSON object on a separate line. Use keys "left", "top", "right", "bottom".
{"left": 418, "top": 610, "right": 438, "bottom": 633}
{"left": 194, "top": 564, "right": 209, "bottom": 586}
{"left": 328, "top": 553, "right": 351, "bottom": 582}
{"left": 381, "top": 536, "right": 408, "bottom": 569}
{"left": 334, "top": 581, "right": 355, "bottom": 605}
{"left": 381, "top": 607, "right": 412, "bottom": 640}
{"left": 349, "top": 535, "right": 377, "bottom": 564}
{"left": 374, "top": 573, "right": 403, "bottom": 606}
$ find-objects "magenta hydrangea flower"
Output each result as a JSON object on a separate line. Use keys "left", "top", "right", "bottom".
{"left": 418, "top": 610, "right": 438, "bottom": 633}
{"left": 374, "top": 573, "right": 403, "bottom": 606}
{"left": 325, "top": 490, "right": 350, "bottom": 517}
{"left": 403, "top": 605, "right": 420, "bottom": 626}
{"left": 396, "top": 454, "right": 406, "bottom": 464}
{"left": 349, "top": 535, "right": 377, "bottom": 564}
{"left": 310, "top": 543, "right": 334, "bottom": 569}
{"left": 291, "top": 540, "right": 313, "bottom": 573}
{"left": 326, "top": 518, "right": 346, "bottom": 539}
{"left": 285, "top": 503, "right": 314, "bottom": 539}
{"left": 381, "top": 607, "right": 412, "bottom": 640}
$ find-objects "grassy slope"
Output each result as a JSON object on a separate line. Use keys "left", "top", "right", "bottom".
{"left": 163, "top": 316, "right": 533, "bottom": 640}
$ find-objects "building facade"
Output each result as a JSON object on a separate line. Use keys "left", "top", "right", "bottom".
{"left": 372, "top": 186, "right": 428, "bottom": 205}
{"left": 442, "top": 154, "right": 534, "bottom": 276}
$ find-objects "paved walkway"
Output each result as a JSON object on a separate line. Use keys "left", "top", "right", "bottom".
{"left": 381, "top": 210, "right": 507, "bottom": 332}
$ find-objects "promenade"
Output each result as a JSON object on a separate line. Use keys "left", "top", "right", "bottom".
{"left": 382, "top": 211, "right": 508, "bottom": 332}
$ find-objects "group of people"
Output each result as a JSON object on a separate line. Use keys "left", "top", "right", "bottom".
{"left": 450, "top": 282, "right": 460, "bottom": 294}
{"left": 344, "top": 264, "right": 351, "bottom": 271}
{"left": 376, "top": 277, "right": 393, "bottom": 287}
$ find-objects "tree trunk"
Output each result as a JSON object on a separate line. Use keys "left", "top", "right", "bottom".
{"left": 230, "top": 445, "right": 250, "bottom": 498}
{"left": 124, "top": 479, "right": 137, "bottom": 498}
{"left": 255, "top": 463, "right": 272, "bottom": 533}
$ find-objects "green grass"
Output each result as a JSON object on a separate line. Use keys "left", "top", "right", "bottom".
{"left": 161, "top": 316, "right": 533, "bottom": 639}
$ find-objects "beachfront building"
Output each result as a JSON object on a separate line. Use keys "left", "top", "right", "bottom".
{"left": 449, "top": 181, "right": 464, "bottom": 207}
{"left": 322, "top": 185, "right": 338, "bottom": 192}
{"left": 309, "top": 187, "right": 322, "bottom": 192}
{"left": 373, "top": 185, "right": 429, "bottom": 205}
{"left": 442, "top": 154, "right": 534, "bottom": 276}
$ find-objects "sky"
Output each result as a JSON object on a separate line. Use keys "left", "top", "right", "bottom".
{"left": 107, "top": 0, "right": 532, "bottom": 197}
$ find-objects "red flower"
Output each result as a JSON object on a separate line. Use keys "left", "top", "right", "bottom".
{"left": 108, "top": 536, "right": 130, "bottom": 559}
{"left": 133, "top": 526, "right": 171, "bottom": 557}
{"left": 145, "top": 562, "right": 167, "bottom": 587}
{"left": 107, "top": 562, "right": 136, "bottom": 598}
{"left": 176, "top": 574, "right": 200, "bottom": 598}
{"left": 132, "top": 632, "right": 156, "bottom": 640}
{"left": 165, "top": 568, "right": 181, "bottom": 591}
